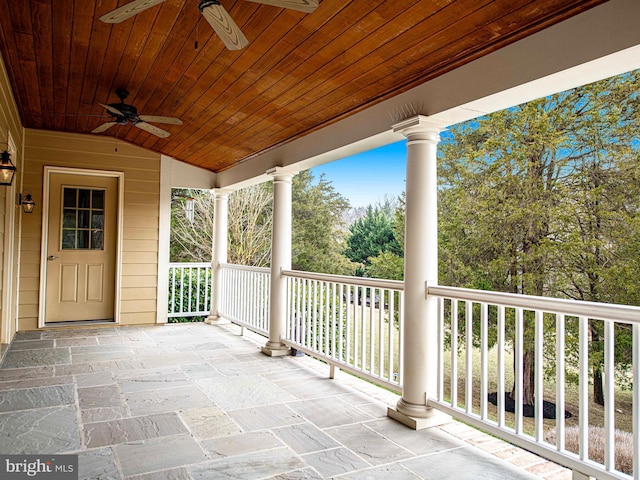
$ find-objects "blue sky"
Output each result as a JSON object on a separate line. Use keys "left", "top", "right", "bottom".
{"left": 310, "top": 140, "right": 408, "bottom": 208}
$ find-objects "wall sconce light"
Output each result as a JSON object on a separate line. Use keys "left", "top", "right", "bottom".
{"left": 0, "top": 150, "right": 16, "bottom": 186}
{"left": 18, "top": 191, "right": 35, "bottom": 214}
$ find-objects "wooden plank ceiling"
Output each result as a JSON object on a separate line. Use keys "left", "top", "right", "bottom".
{"left": 0, "top": 0, "right": 605, "bottom": 173}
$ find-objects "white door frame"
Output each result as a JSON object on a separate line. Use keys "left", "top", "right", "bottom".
{"left": 38, "top": 166, "right": 124, "bottom": 327}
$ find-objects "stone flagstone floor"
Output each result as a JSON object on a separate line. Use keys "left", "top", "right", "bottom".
{"left": 0, "top": 322, "right": 570, "bottom": 479}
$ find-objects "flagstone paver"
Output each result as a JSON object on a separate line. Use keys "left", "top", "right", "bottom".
{"left": 0, "top": 323, "right": 569, "bottom": 479}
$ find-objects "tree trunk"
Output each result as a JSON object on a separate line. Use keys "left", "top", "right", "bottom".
{"left": 511, "top": 348, "right": 536, "bottom": 405}
{"left": 590, "top": 321, "right": 605, "bottom": 406}
{"left": 593, "top": 367, "right": 605, "bottom": 406}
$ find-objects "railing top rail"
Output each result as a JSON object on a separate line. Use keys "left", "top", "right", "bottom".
{"left": 282, "top": 269, "right": 404, "bottom": 291}
{"left": 429, "top": 284, "right": 640, "bottom": 324}
{"left": 220, "top": 263, "right": 271, "bottom": 274}
{"left": 169, "top": 262, "right": 211, "bottom": 268}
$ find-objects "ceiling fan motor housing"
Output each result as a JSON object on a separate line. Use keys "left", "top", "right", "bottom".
{"left": 93, "top": 87, "right": 180, "bottom": 137}
{"left": 198, "top": 0, "right": 221, "bottom": 12}
{"left": 108, "top": 102, "right": 138, "bottom": 123}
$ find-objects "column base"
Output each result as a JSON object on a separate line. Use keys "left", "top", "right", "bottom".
{"left": 572, "top": 472, "right": 595, "bottom": 480}
{"left": 205, "top": 315, "right": 230, "bottom": 325}
{"left": 388, "top": 399, "right": 451, "bottom": 430}
{"left": 261, "top": 341, "right": 291, "bottom": 357}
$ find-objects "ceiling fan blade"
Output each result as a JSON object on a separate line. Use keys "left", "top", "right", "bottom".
{"left": 134, "top": 121, "right": 171, "bottom": 138}
{"left": 99, "top": 0, "right": 167, "bottom": 23}
{"left": 199, "top": 2, "right": 249, "bottom": 51}
{"left": 138, "top": 115, "right": 183, "bottom": 125}
{"left": 245, "top": 0, "right": 318, "bottom": 13}
{"left": 99, "top": 103, "right": 124, "bottom": 116}
{"left": 92, "top": 122, "right": 118, "bottom": 134}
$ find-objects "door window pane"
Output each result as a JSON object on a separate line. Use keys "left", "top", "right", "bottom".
{"left": 77, "top": 230, "right": 90, "bottom": 249}
{"left": 62, "top": 230, "right": 75, "bottom": 249}
{"left": 92, "top": 190, "right": 104, "bottom": 209}
{"left": 78, "top": 211, "right": 90, "bottom": 229}
{"left": 78, "top": 189, "right": 91, "bottom": 208}
{"left": 63, "top": 210, "right": 76, "bottom": 228}
{"left": 91, "top": 231, "right": 104, "bottom": 250}
{"left": 63, "top": 189, "right": 76, "bottom": 208}
{"left": 60, "top": 187, "right": 106, "bottom": 250}
{"left": 91, "top": 213, "right": 104, "bottom": 229}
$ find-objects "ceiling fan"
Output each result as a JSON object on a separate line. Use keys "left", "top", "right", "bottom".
{"left": 99, "top": 0, "right": 319, "bottom": 51}
{"left": 92, "top": 89, "right": 183, "bottom": 138}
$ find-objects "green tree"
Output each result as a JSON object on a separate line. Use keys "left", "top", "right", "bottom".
{"left": 367, "top": 194, "right": 405, "bottom": 281}
{"left": 292, "top": 170, "right": 354, "bottom": 275}
{"left": 171, "top": 172, "right": 354, "bottom": 274}
{"left": 548, "top": 72, "right": 640, "bottom": 403}
{"left": 392, "top": 191, "right": 405, "bottom": 249}
{"left": 368, "top": 251, "right": 404, "bottom": 280}
{"left": 345, "top": 205, "right": 402, "bottom": 275}
{"left": 438, "top": 70, "right": 640, "bottom": 406}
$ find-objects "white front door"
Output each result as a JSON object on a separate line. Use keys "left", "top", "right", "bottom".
{"left": 44, "top": 173, "right": 118, "bottom": 322}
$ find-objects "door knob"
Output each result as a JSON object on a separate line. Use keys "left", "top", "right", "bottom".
{"left": 47, "top": 255, "right": 58, "bottom": 261}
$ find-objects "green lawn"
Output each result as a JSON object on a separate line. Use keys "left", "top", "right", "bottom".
{"left": 301, "top": 302, "right": 634, "bottom": 438}
{"left": 442, "top": 345, "right": 634, "bottom": 436}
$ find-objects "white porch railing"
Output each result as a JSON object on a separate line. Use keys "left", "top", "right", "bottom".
{"left": 170, "top": 262, "right": 640, "bottom": 479}
{"left": 168, "top": 262, "right": 211, "bottom": 318}
{"left": 219, "top": 263, "right": 270, "bottom": 336}
{"left": 282, "top": 270, "right": 404, "bottom": 393}
{"left": 429, "top": 285, "right": 640, "bottom": 480}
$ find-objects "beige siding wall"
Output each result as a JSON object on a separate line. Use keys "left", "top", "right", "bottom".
{"left": 0, "top": 54, "right": 24, "bottom": 344}
{"left": 20, "top": 130, "right": 160, "bottom": 330}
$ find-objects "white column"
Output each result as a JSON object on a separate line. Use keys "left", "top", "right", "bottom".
{"left": 262, "top": 167, "right": 296, "bottom": 356}
{"left": 206, "top": 189, "right": 231, "bottom": 325}
{"left": 388, "top": 115, "right": 450, "bottom": 429}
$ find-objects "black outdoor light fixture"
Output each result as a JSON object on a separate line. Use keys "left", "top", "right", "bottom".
{"left": 0, "top": 149, "right": 16, "bottom": 186}
{"left": 18, "top": 191, "right": 35, "bottom": 214}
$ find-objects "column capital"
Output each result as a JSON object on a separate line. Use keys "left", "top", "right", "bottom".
{"left": 393, "top": 115, "right": 448, "bottom": 141}
{"left": 266, "top": 166, "right": 298, "bottom": 182}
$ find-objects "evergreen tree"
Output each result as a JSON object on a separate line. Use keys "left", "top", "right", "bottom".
{"left": 292, "top": 170, "right": 354, "bottom": 275}
{"left": 438, "top": 70, "right": 640, "bottom": 406}
{"left": 345, "top": 205, "right": 402, "bottom": 275}
{"left": 366, "top": 193, "right": 405, "bottom": 281}
{"left": 368, "top": 251, "right": 404, "bottom": 280}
